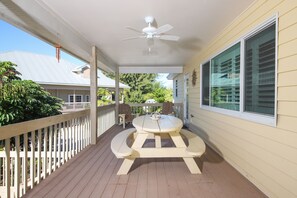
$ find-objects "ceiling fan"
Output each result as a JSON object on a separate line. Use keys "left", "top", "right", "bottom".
{"left": 123, "top": 16, "right": 180, "bottom": 42}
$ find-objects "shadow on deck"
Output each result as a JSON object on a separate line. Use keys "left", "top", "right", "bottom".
{"left": 24, "top": 125, "right": 266, "bottom": 198}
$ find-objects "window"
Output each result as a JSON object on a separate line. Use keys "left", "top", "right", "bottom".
{"left": 211, "top": 43, "right": 240, "bottom": 111}
{"left": 175, "top": 79, "right": 178, "bottom": 97}
{"left": 201, "top": 62, "right": 210, "bottom": 105}
{"left": 85, "top": 95, "right": 90, "bottom": 102}
{"left": 201, "top": 19, "right": 276, "bottom": 125}
{"left": 244, "top": 24, "right": 275, "bottom": 116}
{"left": 68, "top": 94, "right": 83, "bottom": 103}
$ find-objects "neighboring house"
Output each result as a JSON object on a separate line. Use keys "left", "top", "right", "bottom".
{"left": 0, "top": 51, "right": 129, "bottom": 109}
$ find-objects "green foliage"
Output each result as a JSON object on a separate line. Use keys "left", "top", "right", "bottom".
{"left": 105, "top": 72, "right": 172, "bottom": 103}
{"left": 0, "top": 61, "right": 21, "bottom": 87}
{"left": 0, "top": 61, "right": 62, "bottom": 126}
{"left": 120, "top": 73, "right": 157, "bottom": 103}
{"left": 144, "top": 82, "right": 173, "bottom": 103}
{"left": 98, "top": 88, "right": 111, "bottom": 101}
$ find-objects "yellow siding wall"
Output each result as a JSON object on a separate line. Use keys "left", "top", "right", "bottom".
{"left": 184, "top": 0, "right": 297, "bottom": 197}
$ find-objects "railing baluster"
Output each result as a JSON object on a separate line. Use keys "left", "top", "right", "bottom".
{"left": 53, "top": 125, "right": 57, "bottom": 171}
{"left": 65, "top": 121, "right": 69, "bottom": 162}
{"left": 83, "top": 117, "right": 86, "bottom": 148}
{"left": 80, "top": 118, "right": 83, "bottom": 151}
{"left": 81, "top": 118, "right": 84, "bottom": 149}
{"left": 23, "top": 133, "right": 28, "bottom": 194}
{"left": 77, "top": 118, "right": 80, "bottom": 152}
{"left": 15, "top": 136, "right": 20, "bottom": 197}
{"left": 43, "top": 127, "right": 48, "bottom": 179}
{"left": 62, "top": 122, "right": 66, "bottom": 164}
{"left": 30, "top": 131, "right": 35, "bottom": 189}
{"left": 58, "top": 123, "right": 61, "bottom": 168}
{"left": 5, "top": 138, "right": 11, "bottom": 198}
{"left": 70, "top": 119, "right": 74, "bottom": 158}
{"left": 75, "top": 118, "right": 78, "bottom": 155}
{"left": 37, "top": 129, "right": 42, "bottom": 184}
{"left": 49, "top": 126, "right": 53, "bottom": 175}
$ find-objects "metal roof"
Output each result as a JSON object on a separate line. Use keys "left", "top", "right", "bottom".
{"left": 0, "top": 51, "right": 129, "bottom": 89}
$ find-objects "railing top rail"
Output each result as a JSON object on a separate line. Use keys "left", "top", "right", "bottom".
{"left": 128, "top": 103, "right": 163, "bottom": 107}
{"left": 0, "top": 109, "right": 90, "bottom": 140}
{"left": 97, "top": 104, "right": 116, "bottom": 111}
{"left": 63, "top": 102, "right": 90, "bottom": 104}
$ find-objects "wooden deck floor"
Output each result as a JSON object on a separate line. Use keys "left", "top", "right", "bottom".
{"left": 24, "top": 125, "right": 266, "bottom": 198}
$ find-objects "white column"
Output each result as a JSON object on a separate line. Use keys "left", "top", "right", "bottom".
{"left": 115, "top": 66, "right": 120, "bottom": 124}
{"left": 90, "top": 46, "right": 98, "bottom": 144}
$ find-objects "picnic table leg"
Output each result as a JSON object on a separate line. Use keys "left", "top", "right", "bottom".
{"left": 169, "top": 131, "right": 201, "bottom": 174}
{"left": 117, "top": 157, "right": 135, "bottom": 175}
{"left": 117, "top": 132, "right": 148, "bottom": 175}
{"left": 155, "top": 134, "right": 161, "bottom": 148}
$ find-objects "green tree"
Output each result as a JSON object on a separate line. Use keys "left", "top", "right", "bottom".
{"left": 0, "top": 61, "right": 62, "bottom": 126}
{"left": 104, "top": 72, "right": 173, "bottom": 103}
{"left": 117, "top": 73, "right": 157, "bottom": 103}
{"left": 144, "top": 82, "right": 173, "bottom": 103}
{"left": 0, "top": 61, "right": 21, "bottom": 88}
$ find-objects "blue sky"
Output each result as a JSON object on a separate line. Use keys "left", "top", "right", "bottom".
{"left": 0, "top": 20, "right": 85, "bottom": 65}
{"left": 0, "top": 20, "right": 172, "bottom": 88}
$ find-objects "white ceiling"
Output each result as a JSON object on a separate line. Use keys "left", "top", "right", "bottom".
{"left": 36, "top": 0, "right": 255, "bottom": 68}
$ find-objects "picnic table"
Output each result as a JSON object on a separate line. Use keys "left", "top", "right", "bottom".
{"left": 111, "top": 114, "right": 205, "bottom": 175}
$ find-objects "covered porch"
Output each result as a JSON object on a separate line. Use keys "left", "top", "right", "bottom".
{"left": 23, "top": 125, "right": 265, "bottom": 198}
{"left": 1, "top": 0, "right": 296, "bottom": 197}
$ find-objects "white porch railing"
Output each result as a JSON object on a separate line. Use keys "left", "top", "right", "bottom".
{"left": 0, "top": 104, "right": 116, "bottom": 198}
{"left": 62, "top": 102, "right": 90, "bottom": 112}
{"left": 129, "top": 103, "right": 183, "bottom": 120}
{"left": 97, "top": 104, "right": 116, "bottom": 137}
{"left": 0, "top": 110, "right": 90, "bottom": 198}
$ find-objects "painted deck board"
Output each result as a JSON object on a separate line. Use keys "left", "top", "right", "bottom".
{"left": 24, "top": 125, "right": 266, "bottom": 198}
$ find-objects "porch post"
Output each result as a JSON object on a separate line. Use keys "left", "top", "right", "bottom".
{"left": 90, "top": 46, "right": 98, "bottom": 144}
{"left": 115, "top": 66, "right": 119, "bottom": 124}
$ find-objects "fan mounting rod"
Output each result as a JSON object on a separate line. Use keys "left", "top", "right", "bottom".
{"left": 143, "top": 16, "right": 156, "bottom": 35}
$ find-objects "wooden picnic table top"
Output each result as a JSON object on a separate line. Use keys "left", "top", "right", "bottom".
{"left": 132, "top": 114, "right": 183, "bottom": 133}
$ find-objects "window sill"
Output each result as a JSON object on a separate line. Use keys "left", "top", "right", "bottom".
{"left": 200, "top": 105, "right": 276, "bottom": 127}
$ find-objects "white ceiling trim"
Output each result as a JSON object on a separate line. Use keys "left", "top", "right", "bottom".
{"left": 167, "top": 73, "right": 179, "bottom": 80}
{"left": 119, "top": 66, "right": 183, "bottom": 74}
{"left": 0, "top": 0, "right": 116, "bottom": 72}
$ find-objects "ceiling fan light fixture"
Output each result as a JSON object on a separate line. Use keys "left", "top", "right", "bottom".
{"left": 142, "top": 26, "right": 157, "bottom": 34}
{"left": 144, "top": 16, "right": 154, "bottom": 24}
{"left": 123, "top": 16, "right": 180, "bottom": 42}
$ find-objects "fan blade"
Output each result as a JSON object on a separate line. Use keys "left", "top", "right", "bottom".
{"left": 158, "top": 35, "right": 180, "bottom": 41}
{"left": 155, "top": 24, "right": 173, "bottom": 34}
{"left": 122, "top": 36, "right": 145, "bottom": 41}
{"left": 126, "top": 26, "right": 143, "bottom": 33}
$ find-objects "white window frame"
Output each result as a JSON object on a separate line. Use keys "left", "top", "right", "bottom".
{"left": 175, "top": 79, "right": 178, "bottom": 98}
{"left": 200, "top": 15, "right": 278, "bottom": 127}
{"left": 68, "top": 94, "right": 83, "bottom": 103}
{"left": 85, "top": 95, "right": 90, "bottom": 102}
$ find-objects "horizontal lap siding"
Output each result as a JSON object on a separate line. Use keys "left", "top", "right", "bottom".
{"left": 184, "top": 0, "right": 297, "bottom": 197}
